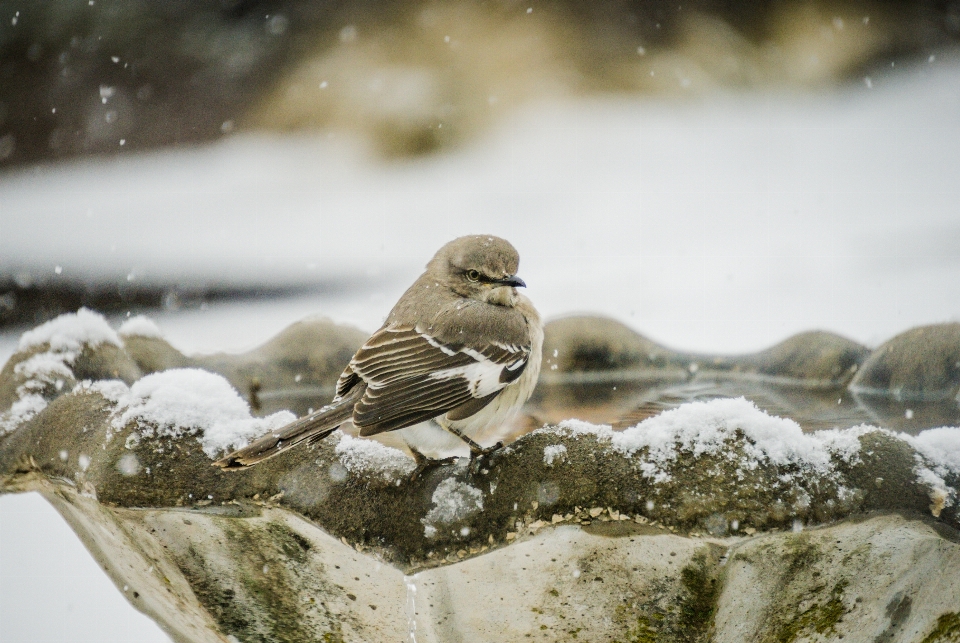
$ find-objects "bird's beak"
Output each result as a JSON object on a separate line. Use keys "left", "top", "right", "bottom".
{"left": 495, "top": 275, "right": 526, "bottom": 288}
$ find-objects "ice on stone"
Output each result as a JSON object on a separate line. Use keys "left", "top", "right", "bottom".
{"left": 110, "top": 368, "right": 295, "bottom": 458}
{"left": 421, "top": 479, "right": 484, "bottom": 537}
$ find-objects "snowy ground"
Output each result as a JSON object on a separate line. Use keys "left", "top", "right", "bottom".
{"left": 2, "top": 54, "right": 960, "bottom": 642}
{"left": 4, "top": 54, "right": 960, "bottom": 359}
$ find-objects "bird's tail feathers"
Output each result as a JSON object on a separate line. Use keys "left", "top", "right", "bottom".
{"left": 213, "top": 389, "right": 360, "bottom": 470}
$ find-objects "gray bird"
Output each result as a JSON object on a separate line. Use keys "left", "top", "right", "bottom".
{"left": 214, "top": 235, "right": 543, "bottom": 471}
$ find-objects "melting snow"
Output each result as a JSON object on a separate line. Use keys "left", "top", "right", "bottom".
{"left": 109, "top": 368, "right": 294, "bottom": 458}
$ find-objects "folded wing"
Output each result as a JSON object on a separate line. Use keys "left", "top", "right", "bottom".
{"left": 335, "top": 326, "right": 529, "bottom": 436}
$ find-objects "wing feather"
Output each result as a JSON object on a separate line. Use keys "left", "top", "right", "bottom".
{"left": 344, "top": 325, "right": 531, "bottom": 436}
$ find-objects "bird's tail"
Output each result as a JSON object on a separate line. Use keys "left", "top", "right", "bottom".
{"left": 213, "top": 388, "right": 361, "bottom": 470}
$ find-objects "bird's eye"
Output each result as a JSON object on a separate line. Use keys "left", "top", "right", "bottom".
{"left": 466, "top": 270, "right": 480, "bottom": 282}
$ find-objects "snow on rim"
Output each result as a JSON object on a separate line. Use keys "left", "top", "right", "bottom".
{"left": 18, "top": 307, "right": 121, "bottom": 352}
{"left": 118, "top": 315, "right": 164, "bottom": 339}
{"left": 110, "top": 368, "right": 294, "bottom": 458}
{"left": 2, "top": 308, "right": 123, "bottom": 435}
{"left": 544, "top": 398, "right": 866, "bottom": 483}
{"left": 613, "top": 398, "right": 864, "bottom": 479}
{"left": 541, "top": 397, "right": 960, "bottom": 511}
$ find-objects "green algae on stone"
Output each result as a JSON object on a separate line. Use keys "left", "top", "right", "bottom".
{"left": 167, "top": 516, "right": 357, "bottom": 643}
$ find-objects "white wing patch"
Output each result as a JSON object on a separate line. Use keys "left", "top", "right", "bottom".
{"left": 425, "top": 336, "right": 526, "bottom": 398}
{"left": 429, "top": 360, "right": 505, "bottom": 398}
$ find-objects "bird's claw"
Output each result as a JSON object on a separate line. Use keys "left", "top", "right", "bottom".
{"left": 468, "top": 441, "right": 504, "bottom": 473}
{"left": 409, "top": 448, "right": 458, "bottom": 481}
{"left": 471, "top": 441, "right": 504, "bottom": 458}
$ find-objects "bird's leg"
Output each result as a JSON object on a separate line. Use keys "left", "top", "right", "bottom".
{"left": 442, "top": 426, "right": 504, "bottom": 459}
{"left": 408, "top": 446, "right": 458, "bottom": 481}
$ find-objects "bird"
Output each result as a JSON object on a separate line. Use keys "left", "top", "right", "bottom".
{"left": 214, "top": 234, "right": 543, "bottom": 472}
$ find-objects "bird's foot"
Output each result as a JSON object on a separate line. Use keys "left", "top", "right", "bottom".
{"left": 468, "top": 441, "right": 504, "bottom": 473}
{"left": 409, "top": 448, "right": 458, "bottom": 481}
{"left": 470, "top": 441, "right": 504, "bottom": 459}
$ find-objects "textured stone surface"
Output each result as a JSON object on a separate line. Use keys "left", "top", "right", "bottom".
{"left": 715, "top": 514, "right": 960, "bottom": 643}
{"left": 14, "top": 480, "right": 960, "bottom": 643}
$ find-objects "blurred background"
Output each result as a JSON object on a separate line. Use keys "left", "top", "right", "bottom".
{"left": 1, "top": 0, "right": 960, "bottom": 641}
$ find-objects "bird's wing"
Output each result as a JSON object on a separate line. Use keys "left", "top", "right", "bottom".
{"left": 337, "top": 325, "right": 530, "bottom": 436}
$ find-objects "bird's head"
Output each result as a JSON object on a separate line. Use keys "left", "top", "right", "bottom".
{"left": 428, "top": 235, "right": 526, "bottom": 306}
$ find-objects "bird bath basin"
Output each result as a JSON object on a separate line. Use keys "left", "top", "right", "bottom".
{"left": 1, "top": 310, "right": 958, "bottom": 643}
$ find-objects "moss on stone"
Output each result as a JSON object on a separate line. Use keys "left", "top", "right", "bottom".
{"left": 772, "top": 579, "right": 849, "bottom": 643}
{"left": 921, "top": 612, "right": 960, "bottom": 643}
{"left": 675, "top": 547, "right": 723, "bottom": 642}
{"left": 219, "top": 521, "right": 317, "bottom": 643}
{"left": 265, "top": 522, "right": 311, "bottom": 564}
{"left": 783, "top": 535, "right": 821, "bottom": 578}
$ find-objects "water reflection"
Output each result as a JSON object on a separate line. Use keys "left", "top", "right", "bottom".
{"left": 528, "top": 374, "right": 960, "bottom": 436}
{"left": 253, "top": 371, "right": 959, "bottom": 442}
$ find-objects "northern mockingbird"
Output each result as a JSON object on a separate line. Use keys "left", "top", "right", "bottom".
{"left": 215, "top": 235, "right": 543, "bottom": 470}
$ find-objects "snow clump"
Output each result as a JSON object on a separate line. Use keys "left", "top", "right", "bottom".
{"left": 335, "top": 434, "right": 415, "bottom": 482}
{"left": 543, "top": 444, "right": 568, "bottom": 466}
{"left": 902, "top": 426, "right": 960, "bottom": 515}
{"left": 905, "top": 427, "right": 960, "bottom": 475}
{"left": 18, "top": 307, "right": 121, "bottom": 353}
{"left": 109, "top": 368, "right": 295, "bottom": 458}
